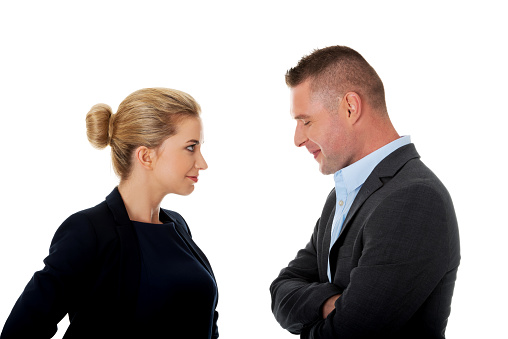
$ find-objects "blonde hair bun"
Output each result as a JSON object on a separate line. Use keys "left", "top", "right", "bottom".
{"left": 85, "top": 88, "right": 200, "bottom": 180}
{"left": 86, "top": 103, "right": 113, "bottom": 149}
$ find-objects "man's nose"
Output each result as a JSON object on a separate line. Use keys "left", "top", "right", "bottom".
{"left": 294, "top": 123, "right": 307, "bottom": 147}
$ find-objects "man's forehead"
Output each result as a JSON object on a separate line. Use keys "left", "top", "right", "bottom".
{"left": 290, "top": 82, "right": 312, "bottom": 119}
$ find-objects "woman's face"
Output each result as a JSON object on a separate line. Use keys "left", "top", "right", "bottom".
{"left": 151, "top": 117, "right": 208, "bottom": 196}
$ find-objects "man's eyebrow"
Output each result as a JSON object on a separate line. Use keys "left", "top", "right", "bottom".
{"left": 293, "top": 114, "right": 310, "bottom": 120}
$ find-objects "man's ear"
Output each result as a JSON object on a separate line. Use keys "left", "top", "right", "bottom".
{"left": 134, "top": 146, "right": 155, "bottom": 170}
{"left": 343, "top": 92, "right": 362, "bottom": 124}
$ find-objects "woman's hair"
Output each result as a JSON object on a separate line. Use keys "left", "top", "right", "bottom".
{"left": 86, "top": 87, "right": 201, "bottom": 180}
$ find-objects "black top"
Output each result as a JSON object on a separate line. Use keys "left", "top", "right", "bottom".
{"left": 0, "top": 187, "right": 219, "bottom": 339}
{"left": 132, "top": 220, "right": 217, "bottom": 338}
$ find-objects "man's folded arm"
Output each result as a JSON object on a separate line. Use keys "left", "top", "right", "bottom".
{"left": 270, "top": 219, "right": 342, "bottom": 334}
{"left": 302, "top": 183, "right": 459, "bottom": 338}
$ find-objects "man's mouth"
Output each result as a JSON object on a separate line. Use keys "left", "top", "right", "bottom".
{"left": 311, "top": 150, "right": 321, "bottom": 159}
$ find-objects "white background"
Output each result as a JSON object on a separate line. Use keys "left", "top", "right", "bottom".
{"left": 1, "top": 1, "right": 506, "bottom": 338}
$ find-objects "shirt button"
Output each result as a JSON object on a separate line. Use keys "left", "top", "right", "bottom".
{"left": 339, "top": 200, "right": 344, "bottom": 206}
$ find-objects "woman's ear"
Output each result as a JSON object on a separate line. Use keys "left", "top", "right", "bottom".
{"left": 134, "top": 146, "right": 155, "bottom": 170}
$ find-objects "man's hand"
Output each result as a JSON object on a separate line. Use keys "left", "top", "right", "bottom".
{"left": 322, "top": 294, "right": 341, "bottom": 319}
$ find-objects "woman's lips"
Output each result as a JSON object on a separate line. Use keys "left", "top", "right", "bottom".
{"left": 187, "top": 176, "right": 198, "bottom": 183}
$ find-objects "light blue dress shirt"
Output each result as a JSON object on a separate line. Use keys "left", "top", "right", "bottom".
{"left": 327, "top": 135, "right": 411, "bottom": 281}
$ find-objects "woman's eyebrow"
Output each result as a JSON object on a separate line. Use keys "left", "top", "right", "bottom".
{"left": 186, "top": 139, "right": 200, "bottom": 144}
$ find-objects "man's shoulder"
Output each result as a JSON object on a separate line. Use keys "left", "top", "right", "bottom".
{"left": 395, "top": 157, "right": 449, "bottom": 195}
{"left": 375, "top": 143, "right": 449, "bottom": 195}
{"left": 370, "top": 156, "right": 456, "bottom": 227}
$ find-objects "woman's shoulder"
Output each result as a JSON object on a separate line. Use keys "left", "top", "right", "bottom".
{"left": 64, "top": 200, "right": 110, "bottom": 226}
{"left": 56, "top": 198, "right": 117, "bottom": 244}
{"left": 76, "top": 199, "right": 111, "bottom": 221}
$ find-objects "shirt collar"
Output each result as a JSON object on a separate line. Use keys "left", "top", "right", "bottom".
{"left": 334, "top": 136, "right": 411, "bottom": 194}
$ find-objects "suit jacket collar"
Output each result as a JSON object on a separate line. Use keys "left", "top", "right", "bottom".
{"left": 160, "top": 209, "right": 216, "bottom": 280}
{"left": 328, "top": 144, "right": 420, "bottom": 265}
{"left": 105, "top": 187, "right": 216, "bottom": 281}
{"left": 320, "top": 204, "right": 336, "bottom": 282}
{"left": 105, "top": 187, "right": 141, "bottom": 321}
{"left": 105, "top": 186, "right": 131, "bottom": 226}
{"left": 341, "top": 143, "right": 420, "bottom": 237}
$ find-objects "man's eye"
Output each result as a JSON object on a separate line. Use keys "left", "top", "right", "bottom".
{"left": 303, "top": 121, "right": 310, "bottom": 126}
{"left": 186, "top": 145, "right": 195, "bottom": 152}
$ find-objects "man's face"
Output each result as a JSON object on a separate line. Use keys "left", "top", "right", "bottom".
{"left": 290, "top": 80, "right": 355, "bottom": 175}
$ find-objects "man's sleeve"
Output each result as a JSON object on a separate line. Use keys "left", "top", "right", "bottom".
{"left": 270, "top": 218, "right": 342, "bottom": 334}
{"left": 1, "top": 212, "right": 97, "bottom": 338}
{"left": 302, "top": 183, "right": 459, "bottom": 338}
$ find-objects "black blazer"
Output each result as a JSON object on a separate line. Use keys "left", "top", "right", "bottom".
{"left": 270, "top": 144, "right": 460, "bottom": 338}
{"left": 1, "top": 187, "right": 219, "bottom": 339}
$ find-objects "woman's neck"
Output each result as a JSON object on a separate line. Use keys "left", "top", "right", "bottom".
{"left": 118, "top": 179, "right": 164, "bottom": 224}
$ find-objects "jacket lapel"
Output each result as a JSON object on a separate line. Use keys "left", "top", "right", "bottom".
{"left": 320, "top": 200, "right": 336, "bottom": 282}
{"left": 329, "top": 144, "right": 420, "bottom": 270}
{"left": 105, "top": 187, "right": 141, "bottom": 320}
{"left": 160, "top": 209, "right": 216, "bottom": 280}
{"left": 341, "top": 176, "right": 383, "bottom": 238}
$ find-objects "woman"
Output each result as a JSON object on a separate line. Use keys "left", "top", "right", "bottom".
{"left": 1, "top": 88, "right": 219, "bottom": 338}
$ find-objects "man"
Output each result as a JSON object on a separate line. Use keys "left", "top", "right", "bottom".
{"left": 270, "top": 46, "right": 460, "bottom": 338}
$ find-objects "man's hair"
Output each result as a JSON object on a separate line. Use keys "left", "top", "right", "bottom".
{"left": 286, "top": 46, "right": 387, "bottom": 113}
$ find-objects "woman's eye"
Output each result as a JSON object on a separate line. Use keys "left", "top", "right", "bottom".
{"left": 186, "top": 145, "right": 195, "bottom": 152}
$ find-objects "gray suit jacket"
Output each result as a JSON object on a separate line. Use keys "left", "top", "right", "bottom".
{"left": 270, "top": 144, "right": 460, "bottom": 338}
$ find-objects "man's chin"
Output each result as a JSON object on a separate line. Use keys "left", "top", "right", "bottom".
{"left": 319, "top": 163, "right": 335, "bottom": 175}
